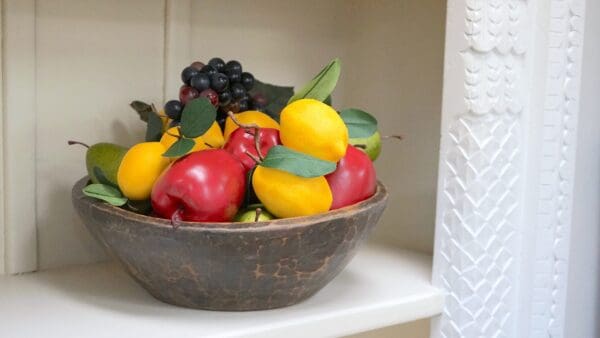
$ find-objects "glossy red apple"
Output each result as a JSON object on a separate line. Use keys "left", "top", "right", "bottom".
{"left": 223, "top": 127, "right": 281, "bottom": 173}
{"left": 325, "top": 145, "right": 377, "bottom": 210}
{"left": 151, "top": 149, "right": 246, "bottom": 222}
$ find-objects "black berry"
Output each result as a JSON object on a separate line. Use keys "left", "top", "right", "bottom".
{"left": 210, "top": 73, "right": 229, "bottom": 92}
{"left": 230, "top": 83, "right": 246, "bottom": 99}
{"left": 227, "top": 71, "right": 241, "bottom": 83}
{"left": 240, "top": 72, "right": 254, "bottom": 91}
{"left": 225, "top": 60, "right": 242, "bottom": 75}
{"left": 200, "top": 65, "right": 217, "bottom": 76}
{"left": 190, "top": 73, "right": 210, "bottom": 92}
{"left": 181, "top": 66, "right": 200, "bottom": 85}
{"left": 208, "top": 57, "right": 226, "bottom": 71}
{"left": 218, "top": 90, "right": 232, "bottom": 106}
{"left": 164, "top": 100, "right": 183, "bottom": 120}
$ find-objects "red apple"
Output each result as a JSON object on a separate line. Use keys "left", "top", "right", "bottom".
{"left": 223, "top": 127, "right": 281, "bottom": 173}
{"left": 325, "top": 145, "right": 377, "bottom": 210}
{"left": 151, "top": 149, "right": 246, "bottom": 222}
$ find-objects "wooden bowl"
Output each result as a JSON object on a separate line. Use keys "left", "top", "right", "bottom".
{"left": 72, "top": 177, "right": 388, "bottom": 311}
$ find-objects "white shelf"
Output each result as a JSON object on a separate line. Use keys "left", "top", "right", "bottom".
{"left": 0, "top": 245, "right": 442, "bottom": 338}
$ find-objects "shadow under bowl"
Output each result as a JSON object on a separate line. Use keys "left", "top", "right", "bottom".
{"left": 72, "top": 177, "right": 388, "bottom": 311}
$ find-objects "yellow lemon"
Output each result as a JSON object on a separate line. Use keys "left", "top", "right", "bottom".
{"left": 202, "top": 121, "right": 225, "bottom": 148}
{"left": 160, "top": 122, "right": 224, "bottom": 154}
{"left": 279, "top": 99, "right": 348, "bottom": 162}
{"left": 117, "top": 142, "right": 170, "bottom": 200}
{"left": 252, "top": 166, "right": 332, "bottom": 218}
{"left": 224, "top": 111, "right": 279, "bottom": 140}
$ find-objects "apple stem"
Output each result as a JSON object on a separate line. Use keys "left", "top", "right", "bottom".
{"left": 244, "top": 150, "right": 262, "bottom": 164}
{"left": 170, "top": 208, "right": 184, "bottom": 229}
{"left": 204, "top": 142, "right": 215, "bottom": 148}
{"left": 254, "top": 208, "right": 262, "bottom": 222}
{"left": 382, "top": 134, "right": 404, "bottom": 141}
{"left": 228, "top": 111, "right": 264, "bottom": 161}
{"left": 67, "top": 140, "right": 90, "bottom": 149}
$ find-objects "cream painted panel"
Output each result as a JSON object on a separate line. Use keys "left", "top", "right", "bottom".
{"left": 3, "top": 0, "right": 37, "bottom": 274}
{"left": 0, "top": 2, "right": 5, "bottom": 274}
{"left": 343, "top": 0, "right": 445, "bottom": 253}
{"left": 164, "top": 0, "right": 191, "bottom": 100}
{"left": 35, "top": 0, "right": 165, "bottom": 269}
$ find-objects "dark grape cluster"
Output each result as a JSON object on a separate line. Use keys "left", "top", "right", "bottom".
{"left": 164, "top": 58, "right": 267, "bottom": 128}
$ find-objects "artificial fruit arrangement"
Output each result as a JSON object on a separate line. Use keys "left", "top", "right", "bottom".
{"left": 71, "top": 58, "right": 397, "bottom": 224}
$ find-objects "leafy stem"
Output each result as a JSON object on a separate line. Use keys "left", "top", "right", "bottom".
{"left": 254, "top": 207, "right": 262, "bottom": 222}
{"left": 68, "top": 140, "right": 90, "bottom": 149}
{"left": 165, "top": 130, "right": 181, "bottom": 139}
{"left": 227, "top": 111, "right": 264, "bottom": 161}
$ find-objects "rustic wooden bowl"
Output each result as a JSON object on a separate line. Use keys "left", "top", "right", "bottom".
{"left": 72, "top": 176, "right": 388, "bottom": 311}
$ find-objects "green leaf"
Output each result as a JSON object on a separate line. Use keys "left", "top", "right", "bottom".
{"left": 249, "top": 80, "right": 294, "bottom": 122}
{"left": 288, "top": 58, "right": 341, "bottom": 104}
{"left": 130, "top": 100, "right": 154, "bottom": 122}
{"left": 324, "top": 95, "right": 333, "bottom": 106}
{"left": 339, "top": 108, "right": 378, "bottom": 138}
{"left": 260, "top": 145, "right": 336, "bottom": 178}
{"left": 180, "top": 98, "right": 216, "bottom": 138}
{"left": 146, "top": 111, "right": 164, "bottom": 142}
{"left": 83, "top": 184, "right": 127, "bottom": 206}
{"left": 162, "top": 137, "right": 195, "bottom": 158}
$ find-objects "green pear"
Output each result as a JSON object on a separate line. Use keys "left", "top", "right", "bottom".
{"left": 70, "top": 141, "right": 127, "bottom": 187}
{"left": 349, "top": 131, "right": 381, "bottom": 161}
{"left": 234, "top": 204, "right": 275, "bottom": 222}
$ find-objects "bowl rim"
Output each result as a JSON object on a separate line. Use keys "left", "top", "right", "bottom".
{"left": 72, "top": 176, "right": 388, "bottom": 233}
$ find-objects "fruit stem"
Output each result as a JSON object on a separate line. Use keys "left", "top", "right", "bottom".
{"left": 204, "top": 142, "right": 215, "bottom": 148}
{"left": 244, "top": 150, "right": 262, "bottom": 164}
{"left": 67, "top": 140, "right": 90, "bottom": 149}
{"left": 165, "top": 130, "right": 181, "bottom": 139}
{"left": 254, "top": 208, "right": 262, "bottom": 222}
{"left": 382, "top": 134, "right": 404, "bottom": 141}
{"left": 171, "top": 208, "right": 184, "bottom": 229}
{"left": 228, "top": 111, "right": 264, "bottom": 160}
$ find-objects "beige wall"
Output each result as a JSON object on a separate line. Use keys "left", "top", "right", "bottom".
{"left": 342, "top": 0, "right": 446, "bottom": 253}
